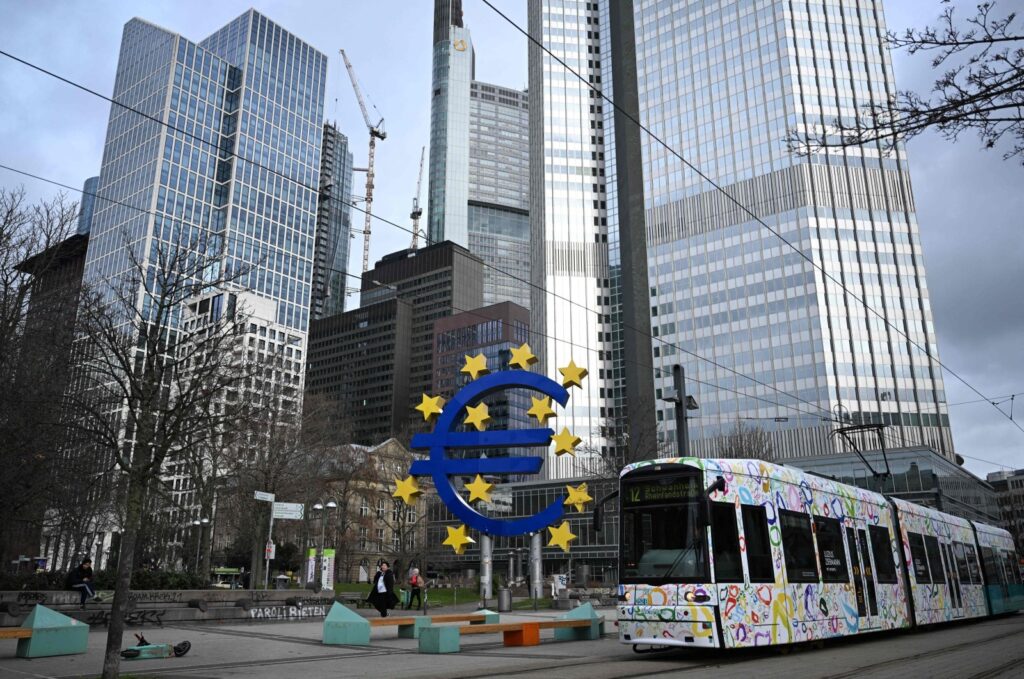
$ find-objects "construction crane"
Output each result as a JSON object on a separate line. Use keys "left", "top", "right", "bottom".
{"left": 340, "top": 49, "right": 386, "bottom": 274}
{"left": 409, "top": 146, "right": 426, "bottom": 250}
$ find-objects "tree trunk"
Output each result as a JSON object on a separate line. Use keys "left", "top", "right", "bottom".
{"left": 100, "top": 472, "right": 145, "bottom": 679}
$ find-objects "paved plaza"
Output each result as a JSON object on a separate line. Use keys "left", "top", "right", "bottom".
{"left": 1, "top": 606, "right": 1022, "bottom": 679}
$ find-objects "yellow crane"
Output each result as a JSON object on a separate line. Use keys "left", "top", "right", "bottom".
{"left": 409, "top": 146, "right": 426, "bottom": 249}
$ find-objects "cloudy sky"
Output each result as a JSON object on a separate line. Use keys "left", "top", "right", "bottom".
{"left": 0, "top": 1, "right": 1020, "bottom": 477}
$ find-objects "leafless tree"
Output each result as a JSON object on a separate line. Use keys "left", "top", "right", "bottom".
{"left": 67, "top": 232, "right": 253, "bottom": 679}
{"left": 714, "top": 422, "right": 775, "bottom": 463}
{"left": 788, "top": 2, "right": 1023, "bottom": 163}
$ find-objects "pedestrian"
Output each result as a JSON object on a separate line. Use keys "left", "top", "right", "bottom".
{"left": 365, "top": 560, "right": 398, "bottom": 617}
{"left": 406, "top": 568, "right": 423, "bottom": 610}
{"left": 68, "top": 558, "right": 102, "bottom": 609}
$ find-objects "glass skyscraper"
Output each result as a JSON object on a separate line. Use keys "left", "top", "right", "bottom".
{"left": 634, "top": 0, "right": 953, "bottom": 460}
{"left": 85, "top": 9, "right": 326, "bottom": 360}
{"left": 76, "top": 176, "right": 99, "bottom": 235}
{"left": 311, "top": 122, "right": 354, "bottom": 319}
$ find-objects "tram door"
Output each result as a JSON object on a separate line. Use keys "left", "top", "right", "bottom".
{"left": 940, "top": 542, "right": 964, "bottom": 618}
{"left": 846, "top": 526, "right": 878, "bottom": 628}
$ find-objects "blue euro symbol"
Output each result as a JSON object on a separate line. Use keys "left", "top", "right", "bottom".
{"left": 409, "top": 370, "right": 568, "bottom": 536}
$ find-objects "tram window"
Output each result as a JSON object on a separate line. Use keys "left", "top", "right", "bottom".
{"left": 965, "top": 544, "right": 982, "bottom": 584}
{"left": 953, "top": 542, "right": 971, "bottom": 583}
{"left": 813, "top": 515, "right": 849, "bottom": 583}
{"left": 981, "top": 547, "right": 1004, "bottom": 585}
{"left": 923, "top": 536, "right": 945, "bottom": 584}
{"left": 741, "top": 505, "right": 774, "bottom": 583}
{"left": 907, "top": 532, "right": 931, "bottom": 583}
{"left": 868, "top": 525, "right": 898, "bottom": 584}
{"left": 1005, "top": 551, "right": 1022, "bottom": 585}
{"left": 710, "top": 503, "right": 743, "bottom": 583}
{"left": 780, "top": 509, "right": 818, "bottom": 583}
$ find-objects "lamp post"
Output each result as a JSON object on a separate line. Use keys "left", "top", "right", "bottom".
{"left": 312, "top": 500, "right": 338, "bottom": 591}
{"left": 662, "top": 365, "right": 699, "bottom": 456}
{"left": 192, "top": 517, "right": 209, "bottom": 575}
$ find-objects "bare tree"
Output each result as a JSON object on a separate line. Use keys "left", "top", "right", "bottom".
{"left": 714, "top": 422, "right": 775, "bottom": 463}
{"left": 788, "top": 2, "right": 1024, "bottom": 162}
{"left": 68, "top": 233, "right": 252, "bottom": 679}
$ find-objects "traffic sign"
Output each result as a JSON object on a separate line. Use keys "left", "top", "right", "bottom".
{"left": 265, "top": 541, "right": 276, "bottom": 560}
{"left": 273, "top": 502, "right": 304, "bottom": 520}
{"left": 254, "top": 490, "right": 275, "bottom": 502}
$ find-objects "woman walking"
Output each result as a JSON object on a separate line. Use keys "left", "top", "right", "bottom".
{"left": 406, "top": 568, "right": 423, "bottom": 610}
{"left": 366, "top": 560, "right": 398, "bottom": 617}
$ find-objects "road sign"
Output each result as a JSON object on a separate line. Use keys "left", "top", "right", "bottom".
{"left": 254, "top": 490, "right": 275, "bottom": 502}
{"left": 265, "top": 541, "right": 276, "bottom": 560}
{"left": 273, "top": 502, "right": 304, "bottom": 520}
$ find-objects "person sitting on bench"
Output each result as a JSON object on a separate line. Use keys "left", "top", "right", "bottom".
{"left": 68, "top": 558, "right": 102, "bottom": 609}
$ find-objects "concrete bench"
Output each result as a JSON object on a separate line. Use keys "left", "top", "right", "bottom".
{"left": 322, "top": 602, "right": 498, "bottom": 645}
{"left": 418, "top": 603, "right": 604, "bottom": 654}
{"left": 0, "top": 605, "right": 88, "bottom": 658}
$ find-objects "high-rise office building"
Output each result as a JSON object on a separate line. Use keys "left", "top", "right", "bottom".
{"left": 468, "top": 83, "right": 531, "bottom": 310}
{"left": 76, "top": 176, "right": 99, "bottom": 235}
{"left": 632, "top": 0, "right": 953, "bottom": 460}
{"left": 527, "top": 0, "right": 657, "bottom": 479}
{"left": 311, "top": 122, "right": 354, "bottom": 319}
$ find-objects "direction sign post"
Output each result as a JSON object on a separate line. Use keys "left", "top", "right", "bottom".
{"left": 254, "top": 491, "right": 275, "bottom": 589}
{"left": 272, "top": 502, "right": 304, "bottom": 520}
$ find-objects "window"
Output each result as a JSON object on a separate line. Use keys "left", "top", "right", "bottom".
{"left": 711, "top": 503, "right": 743, "bottom": 583}
{"left": 376, "top": 528, "right": 384, "bottom": 550}
{"left": 359, "top": 498, "right": 368, "bottom": 517}
{"left": 377, "top": 499, "right": 385, "bottom": 519}
{"left": 908, "top": 532, "right": 931, "bottom": 583}
{"left": 742, "top": 505, "right": 774, "bottom": 582}
{"left": 1004, "top": 551, "right": 1022, "bottom": 585}
{"left": 965, "top": 544, "right": 982, "bottom": 583}
{"left": 358, "top": 527, "right": 367, "bottom": 550}
{"left": 924, "top": 536, "right": 945, "bottom": 584}
{"left": 953, "top": 542, "right": 971, "bottom": 582}
{"left": 869, "top": 525, "right": 898, "bottom": 584}
{"left": 780, "top": 509, "right": 818, "bottom": 583}
{"left": 814, "top": 515, "right": 849, "bottom": 583}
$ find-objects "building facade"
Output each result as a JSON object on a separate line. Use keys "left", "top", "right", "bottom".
{"left": 987, "top": 469, "right": 1024, "bottom": 549}
{"left": 527, "top": 0, "right": 657, "bottom": 479}
{"left": 306, "top": 298, "right": 413, "bottom": 445}
{"left": 360, "top": 241, "right": 484, "bottom": 436}
{"left": 76, "top": 176, "right": 99, "bottom": 235}
{"left": 311, "top": 122, "right": 354, "bottom": 320}
{"left": 628, "top": 0, "right": 953, "bottom": 461}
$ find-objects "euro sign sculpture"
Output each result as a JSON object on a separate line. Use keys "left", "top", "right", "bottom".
{"left": 409, "top": 370, "right": 568, "bottom": 536}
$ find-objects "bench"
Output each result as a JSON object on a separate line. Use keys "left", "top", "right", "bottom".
{"left": 418, "top": 603, "right": 605, "bottom": 654}
{"left": 1, "top": 605, "right": 88, "bottom": 658}
{"left": 322, "top": 602, "right": 499, "bottom": 645}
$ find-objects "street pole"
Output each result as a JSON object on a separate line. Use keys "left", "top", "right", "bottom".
{"left": 480, "top": 533, "right": 493, "bottom": 607}
{"left": 264, "top": 508, "right": 274, "bottom": 590}
{"left": 529, "top": 533, "right": 542, "bottom": 611}
{"left": 672, "top": 364, "right": 689, "bottom": 456}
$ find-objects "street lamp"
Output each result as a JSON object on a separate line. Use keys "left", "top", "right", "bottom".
{"left": 312, "top": 500, "right": 338, "bottom": 591}
{"left": 192, "top": 517, "right": 209, "bottom": 575}
{"left": 661, "top": 365, "right": 699, "bottom": 456}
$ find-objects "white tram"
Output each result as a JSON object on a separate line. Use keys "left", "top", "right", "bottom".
{"left": 615, "top": 457, "right": 1023, "bottom": 649}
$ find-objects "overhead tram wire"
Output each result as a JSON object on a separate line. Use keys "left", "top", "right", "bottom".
{"left": 476, "top": 0, "right": 1024, "bottom": 439}
{"left": 3, "top": 47, "right": 1006, "bottom": 449}
{"left": 0, "top": 159, "right": 839, "bottom": 430}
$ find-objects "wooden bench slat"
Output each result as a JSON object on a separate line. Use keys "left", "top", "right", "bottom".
{"left": 0, "top": 629, "right": 33, "bottom": 639}
{"left": 458, "top": 623, "right": 527, "bottom": 635}
{"left": 537, "top": 619, "right": 593, "bottom": 629}
{"left": 429, "top": 613, "right": 485, "bottom": 623}
{"left": 370, "top": 617, "right": 419, "bottom": 627}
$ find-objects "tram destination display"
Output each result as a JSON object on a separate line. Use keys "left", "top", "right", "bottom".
{"left": 623, "top": 474, "right": 702, "bottom": 506}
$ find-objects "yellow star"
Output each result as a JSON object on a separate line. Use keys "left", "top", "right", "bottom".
{"left": 414, "top": 393, "right": 445, "bottom": 422}
{"left": 548, "top": 521, "right": 577, "bottom": 552}
{"left": 461, "top": 354, "right": 490, "bottom": 380}
{"left": 527, "top": 396, "right": 556, "bottom": 426}
{"left": 443, "top": 524, "right": 476, "bottom": 555}
{"left": 551, "top": 427, "right": 581, "bottom": 456}
{"left": 564, "top": 482, "right": 593, "bottom": 513}
{"left": 465, "top": 474, "right": 494, "bottom": 503}
{"left": 509, "top": 343, "right": 538, "bottom": 370}
{"left": 464, "top": 402, "right": 492, "bottom": 431}
{"left": 392, "top": 476, "right": 422, "bottom": 505}
{"left": 559, "top": 360, "right": 588, "bottom": 388}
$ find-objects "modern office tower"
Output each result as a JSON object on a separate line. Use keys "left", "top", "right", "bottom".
{"left": 633, "top": 0, "right": 953, "bottom": 460}
{"left": 432, "top": 302, "right": 532, "bottom": 462}
{"left": 306, "top": 298, "right": 413, "bottom": 445}
{"left": 527, "top": 0, "right": 657, "bottom": 479}
{"left": 468, "top": 83, "right": 531, "bottom": 310}
{"left": 987, "top": 469, "right": 1024, "bottom": 550}
{"left": 311, "top": 122, "right": 355, "bottom": 319}
{"left": 85, "top": 9, "right": 325, "bottom": 368}
{"left": 428, "top": 0, "right": 473, "bottom": 246}
{"left": 361, "top": 241, "right": 484, "bottom": 436}
{"left": 76, "top": 176, "right": 99, "bottom": 234}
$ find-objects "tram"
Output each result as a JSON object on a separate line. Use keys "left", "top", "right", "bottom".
{"left": 614, "top": 457, "right": 1024, "bottom": 650}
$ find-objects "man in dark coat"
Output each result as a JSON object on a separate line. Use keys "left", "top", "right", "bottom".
{"left": 366, "top": 560, "right": 399, "bottom": 617}
{"left": 68, "top": 558, "right": 102, "bottom": 609}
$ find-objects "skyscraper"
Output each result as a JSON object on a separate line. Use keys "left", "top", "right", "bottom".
{"left": 528, "top": 0, "right": 657, "bottom": 479}
{"left": 311, "top": 122, "right": 354, "bottom": 319}
{"left": 76, "top": 176, "right": 99, "bottom": 235}
{"left": 530, "top": 0, "right": 953, "bottom": 462}
{"left": 634, "top": 0, "right": 953, "bottom": 460}
{"left": 85, "top": 9, "right": 325, "bottom": 363}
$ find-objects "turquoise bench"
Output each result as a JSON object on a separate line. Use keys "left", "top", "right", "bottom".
{"left": 0, "top": 605, "right": 89, "bottom": 658}
{"left": 321, "top": 602, "right": 499, "bottom": 646}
